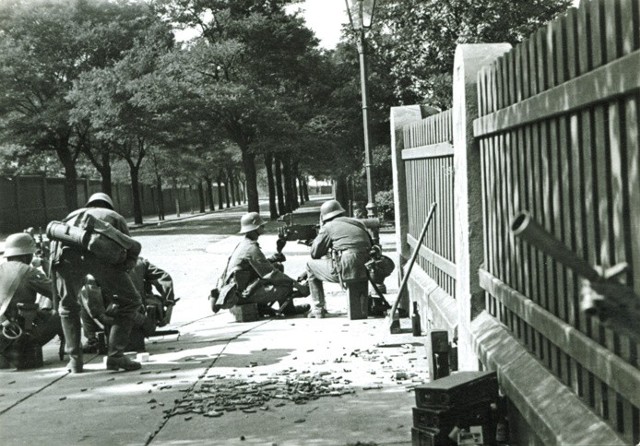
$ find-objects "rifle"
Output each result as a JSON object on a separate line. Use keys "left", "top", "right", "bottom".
{"left": 511, "top": 211, "right": 640, "bottom": 341}
{"left": 277, "top": 213, "right": 319, "bottom": 246}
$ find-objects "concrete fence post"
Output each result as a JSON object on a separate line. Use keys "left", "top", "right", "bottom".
{"left": 453, "top": 43, "right": 511, "bottom": 370}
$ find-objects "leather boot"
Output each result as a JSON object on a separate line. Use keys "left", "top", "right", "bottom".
{"left": 106, "top": 318, "right": 141, "bottom": 371}
{"left": 60, "top": 315, "right": 83, "bottom": 373}
{"left": 307, "top": 279, "right": 327, "bottom": 318}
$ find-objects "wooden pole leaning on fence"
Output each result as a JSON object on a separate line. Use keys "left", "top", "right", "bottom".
{"left": 512, "top": 210, "right": 640, "bottom": 343}
{"left": 388, "top": 202, "right": 437, "bottom": 334}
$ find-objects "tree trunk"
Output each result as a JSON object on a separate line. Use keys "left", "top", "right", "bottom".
{"left": 130, "top": 165, "right": 143, "bottom": 224}
{"left": 241, "top": 148, "right": 259, "bottom": 212}
{"left": 224, "top": 178, "right": 231, "bottom": 209}
{"left": 155, "top": 174, "right": 165, "bottom": 220}
{"left": 172, "top": 177, "right": 180, "bottom": 217}
{"left": 57, "top": 147, "right": 79, "bottom": 211}
{"left": 197, "top": 180, "right": 206, "bottom": 213}
{"left": 297, "top": 176, "right": 305, "bottom": 205}
{"left": 291, "top": 160, "right": 299, "bottom": 209}
{"left": 275, "top": 155, "right": 287, "bottom": 215}
{"left": 264, "top": 152, "right": 278, "bottom": 220}
{"left": 99, "top": 152, "right": 112, "bottom": 196}
{"left": 226, "top": 169, "right": 236, "bottom": 206}
{"left": 205, "top": 176, "right": 215, "bottom": 211}
{"left": 216, "top": 175, "right": 224, "bottom": 210}
{"left": 334, "top": 174, "right": 349, "bottom": 211}
{"left": 282, "top": 156, "right": 294, "bottom": 212}
{"left": 302, "top": 176, "right": 309, "bottom": 202}
{"left": 235, "top": 177, "right": 242, "bottom": 204}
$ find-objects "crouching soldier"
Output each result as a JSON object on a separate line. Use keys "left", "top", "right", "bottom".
{"left": 82, "top": 257, "right": 176, "bottom": 353}
{"left": 214, "top": 212, "right": 310, "bottom": 316}
{"left": 306, "top": 200, "right": 372, "bottom": 318}
{"left": 51, "top": 192, "right": 143, "bottom": 373}
{"left": 0, "top": 233, "right": 63, "bottom": 367}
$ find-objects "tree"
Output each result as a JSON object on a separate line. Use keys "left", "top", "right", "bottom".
{"left": 370, "top": 0, "right": 573, "bottom": 108}
{"left": 0, "top": 0, "right": 175, "bottom": 209}
{"left": 152, "top": 0, "right": 323, "bottom": 213}
{"left": 68, "top": 21, "right": 175, "bottom": 223}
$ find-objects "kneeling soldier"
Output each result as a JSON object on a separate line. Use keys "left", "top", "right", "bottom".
{"left": 0, "top": 233, "right": 63, "bottom": 366}
{"left": 222, "top": 212, "right": 310, "bottom": 316}
{"left": 306, "top": 200, "right": 372, "bottom": 318}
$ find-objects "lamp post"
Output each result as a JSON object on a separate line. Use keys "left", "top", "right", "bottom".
{"left": 345, "top": 0, "right": 377, "bottom": 219}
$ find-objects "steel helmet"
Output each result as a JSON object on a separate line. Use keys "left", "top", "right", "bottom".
{"left": 320, "top": 200, "right": 346, "bottom": 222}
{"left": 86, "top": 192, "right": 114, "bottom": 209}
{"left": 239, "top": 212, "right": 266, "bottom": 234}
{"left": 3, "top": 233, "right": 36, "bottom": 258}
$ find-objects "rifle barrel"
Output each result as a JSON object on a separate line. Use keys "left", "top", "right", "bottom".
{"left": 511, "top": 211, "right": 601, "bottom": 282}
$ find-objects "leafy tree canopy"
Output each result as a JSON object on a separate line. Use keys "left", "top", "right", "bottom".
{"left": 370, "top": 0, "right": 573, "bottom": 108}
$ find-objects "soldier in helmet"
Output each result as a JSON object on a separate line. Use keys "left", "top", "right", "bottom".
{"left": 51, "top": 192, "right": 143, "bottom": 372}
{"left": 305, "top": 200, "right": 372, "bottom": 318}
{"left": 223, "top": 212, "right": 310, "bottom": 316}
{"left": 0, "top": 233, "right": 63, "bottom": 360}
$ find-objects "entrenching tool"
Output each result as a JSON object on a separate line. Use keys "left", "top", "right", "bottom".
{"left": 387, "top": 202, "right": 437, "bottom": 334}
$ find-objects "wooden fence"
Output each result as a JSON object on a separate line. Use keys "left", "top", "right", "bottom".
{"left": 403, "top": 109, "right": 456, "bottom": 297}
{"left": 473, "top": 0, "right": 639, "bottom": 442}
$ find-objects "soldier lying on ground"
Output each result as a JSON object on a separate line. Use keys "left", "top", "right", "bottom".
{"left": 81, "top": 257, "right": 176, "bottom": 353}
{"left": 0, "top": 233, "right": 63, "bottom": 365}
{"left": 216, "top": 212, "right": 310, "bottom": 317}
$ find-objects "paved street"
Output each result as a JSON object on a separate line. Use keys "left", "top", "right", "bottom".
{"left": 0, "top": 197, "right": 428, "bottom": 446}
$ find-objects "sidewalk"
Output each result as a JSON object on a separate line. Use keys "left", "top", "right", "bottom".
{"left": 0, "top": 198, "right": 426, "bottom": 446}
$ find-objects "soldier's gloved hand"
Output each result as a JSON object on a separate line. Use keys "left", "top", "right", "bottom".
{"left": 369, "top": 245, "right": 382, "bottom": 260}
{"left": 293, "top": 281, "right": 310, "bottom": 297}
{"left": 31, "top": 256, "right": 43, "bottom": 268}
{"left": 269, "top": 252, "right": 286, "bottom": 263}
{"left": 579, "top": 263, "right": 639, "bottom": 318}
{"left": 276, "top": 237, "right": 287, "bottom": 253}
{"left": 297, "top": 271, "right": 308, "bottom": 284}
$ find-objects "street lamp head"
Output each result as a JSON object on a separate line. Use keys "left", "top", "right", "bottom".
{"left": 345, "top": 0, "right": 377, "bottom": 30}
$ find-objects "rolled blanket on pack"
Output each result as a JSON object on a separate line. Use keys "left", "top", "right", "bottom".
{"left": 46, "top": 215, "right": 141, "bottom": 269}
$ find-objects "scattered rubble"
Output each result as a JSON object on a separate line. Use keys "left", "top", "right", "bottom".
{"left": 162, "top": 370, "right": 355, "bottom": 420}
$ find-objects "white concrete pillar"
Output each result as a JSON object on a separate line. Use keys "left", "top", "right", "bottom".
{"left": 453, "top": 43, "right": 511, "bottom": 370}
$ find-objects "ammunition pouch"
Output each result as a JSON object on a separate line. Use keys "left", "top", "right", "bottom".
{"left": 209, "top": 281, "right": 240, "bottom": 313}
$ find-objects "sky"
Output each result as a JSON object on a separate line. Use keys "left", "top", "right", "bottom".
{"left": 288, "top": 0, "right": 348, "bottom": 49}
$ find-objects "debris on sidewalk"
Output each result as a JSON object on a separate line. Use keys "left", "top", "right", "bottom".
{"left": 163, "top": 370, "right": 356, "bottom": 420}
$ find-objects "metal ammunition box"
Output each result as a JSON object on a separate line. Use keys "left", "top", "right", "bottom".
{"left": 412, "top": 401, "right": 492, "bottom": 431}
{"left": 411, "top": 426, "right": 455, "bottom": 446}
{"left": 230, "top": 303, "right": 259, "bottom": 322}
{"left": 414, "top": 371, "right": 498, "bottom": 409}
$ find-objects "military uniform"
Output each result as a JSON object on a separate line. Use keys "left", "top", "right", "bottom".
{"left": 0, "top": 261, "right": 62, "bottom": 352}
{"left": 129, "top": 258, "right": 175, "bottom": 326}
{"left": 225, "top": 237, "right": 296, "bottom": 305}
{"left": 53, "top": 193, "right": 143, "bottom": 372}
{"left": 81, "top": 257, "right": 173, "bottom": 352}
{"left": 306, "top": 203, "right": 372, "bottom": 315}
